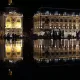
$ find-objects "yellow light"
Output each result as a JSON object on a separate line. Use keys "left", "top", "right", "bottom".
{"left": 16, "top": 46, "right": 21, "bottom": 52}
{"left": 16, "top": 22, "right": 21, "bottom": 28}
{"left": 5, "top": 14, "right": 22, "bottom": 28}
{"left": 5, "top": 22, "right": 12, "bottom": 28}
{"left": 6, "top": 46, "right": 11, "bottom": 52}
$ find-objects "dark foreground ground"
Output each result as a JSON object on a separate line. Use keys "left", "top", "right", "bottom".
{"left": 0, "top": 59, "right": 80, "bottom": 80}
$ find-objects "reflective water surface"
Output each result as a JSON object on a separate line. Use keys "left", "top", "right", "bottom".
{"left": 0, "top": 39, "right": 23, "bottom": 62}
{"left": 0, "top": 39, "right": 80, "bottom": 78}
{"left": 1, "top": 39, "right": 80, "bottom": 63}
{"left": 33, "top": 39, "right": 80, "bottom": 62}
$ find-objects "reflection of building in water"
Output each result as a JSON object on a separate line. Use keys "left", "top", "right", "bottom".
{"left": 0, "top": 40, "right": 5, "bottom": 61}
{"left": 4, "top": 39, "right": 23, "bottom": 62}
{"left": 33, "top": 39, "right": 80, "bottom": 62}
{"left": 0, "top": 0, "right": 23, "bottom": 37}
{"left": 33, "top": 7, "right": 80, "bottom": 38}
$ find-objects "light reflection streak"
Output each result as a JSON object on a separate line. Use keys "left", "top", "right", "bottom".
{"left": 5, "top": 39, "right": 23, "bottom": 62}
{"left": 33, "top": 39, "right": 80, "bottom": 62}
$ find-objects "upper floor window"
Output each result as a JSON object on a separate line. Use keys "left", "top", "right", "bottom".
{"left": 69, "top": 19, "right": 72, "bottom": 22}
{"left": 60, "top": 19, "right": 63, "bottom": 22}
{"left": 79, "top": 20, "right": 80, "bottom": 22}
{"left": 45, "top": 11, "right": 49, "bottom": 15}
{"left": 73, "top": 20, "right": 76, "bottom": 22}
{"left": 64, "top": 19, "right": 67, "bottom": 22}
{"left": 51, "top": 19, "right": 54, "bottom": 22}
{"left": 42, "top": 18, "right": 45, "bottom": 21}
{"left": 56, "top": 19, "right": 59, "bottom": 22}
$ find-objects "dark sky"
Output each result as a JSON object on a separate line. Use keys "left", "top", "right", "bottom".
{"left": 0, "top": 0, "right": 80, "bottom": 32}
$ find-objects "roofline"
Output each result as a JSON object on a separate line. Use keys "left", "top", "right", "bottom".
{"left": 38, "top": 7, "right": 80, "bottom": 11}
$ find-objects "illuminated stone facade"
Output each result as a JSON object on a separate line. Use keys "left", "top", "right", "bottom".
{"left": 33, "top": 7, "right": 80, "bottom": 38}
{"left": 3, "top": 8, "right": 23, "bottom": 37}
{"left": 0, "top": 0, "right": 23, "bottom": 37}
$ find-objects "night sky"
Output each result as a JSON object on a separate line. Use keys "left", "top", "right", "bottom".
{"left": 0, "top": 0, "right": 80, "bottom": 33}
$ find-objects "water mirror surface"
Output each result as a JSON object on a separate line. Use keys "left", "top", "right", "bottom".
{"left": 33, "top": 39, "right": 80, "bottom": 63}
{"left": 0, "top": 39, "right": 80, "bottom": 79}
{"left": 1, "top": 39, "right": 80, "bottom": 63}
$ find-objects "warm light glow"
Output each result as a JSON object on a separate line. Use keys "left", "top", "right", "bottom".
{"left": 6, "top": 22, "right": 12, "bottom": 28}
{"left": 5, "top": 40, "right": 23, "bottom": 61}
{"left": 16, "top": 45, "right": 21, "bottom": 52}
{"left": 6, "top": 45, "right": 12, "bottom": 52}
{"left": 16, "top": 23, "right": 21, "bottom": 28}
{"left": 5, "top": 14, "right": 22, "bottom": 28}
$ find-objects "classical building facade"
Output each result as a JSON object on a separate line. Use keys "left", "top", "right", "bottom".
{"left": 0, "top": 0, "right": 23, "bottom": 37}
{"left": 33, "top": 7, "right": 80, "bottom": 38}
